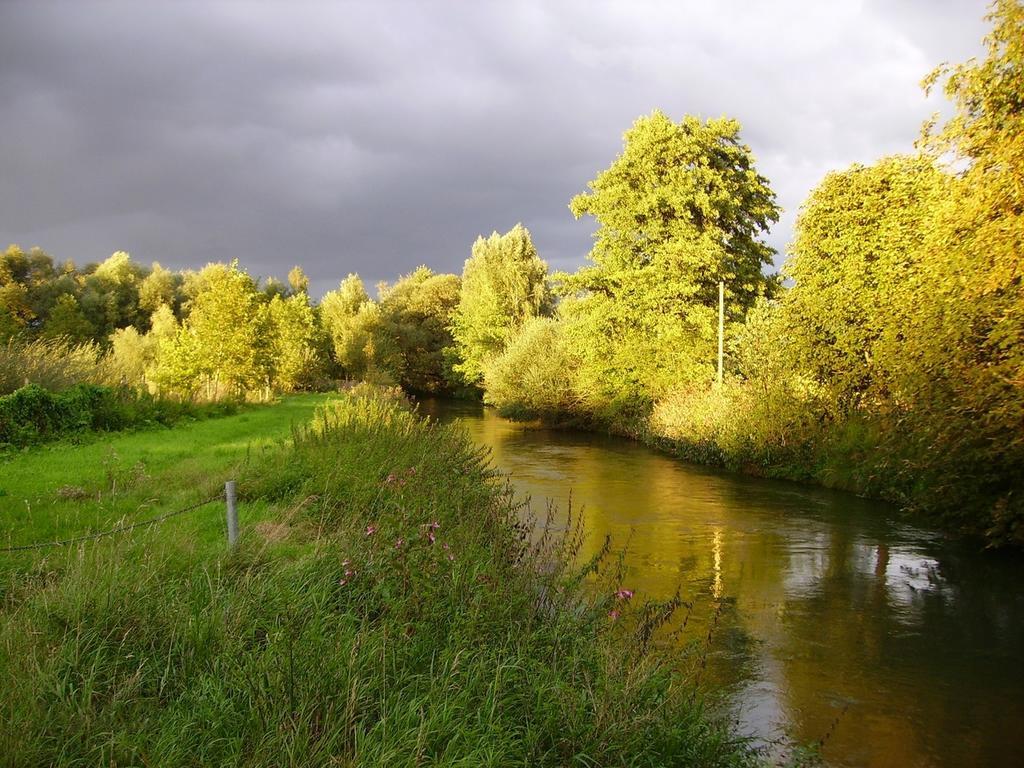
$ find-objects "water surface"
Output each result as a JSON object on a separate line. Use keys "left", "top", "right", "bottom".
{"left": 421, "top": 398, "right": 1024, "bottom": 768}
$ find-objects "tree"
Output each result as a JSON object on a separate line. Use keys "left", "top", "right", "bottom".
{"left": 913, "top": 0, "right": 1024, "bottom": 543}
{"left": 450, "top": 224, "right": 550, "bottom": 385}
{"left": 321, "top": 274, "right": 370, "bottom": 376}
{"left": 320, "top": 274, "right": 403, "bottom": 382}
{"left": 138, "top": 262, "right": 182, "bottom": 318}
{"left": 79, "top": 251, "right": 145, "bottom": 339}
{"left": 287, "top": 265, "right": 310, "bottom": 295}
{"left": 176, "top": 261, "right": 270, "bottom": 397}
{"left": 378, "top": 266, "right": 461, "bottom": 393}
{"left": 561, "top": 111, "right": 779, "bottom": 408}
{"left": 109, "top": 325, "right": 157, "bottom": 386}
{"left": 783, "top": 155, "right": 948, "bottom": 411}
{"left": 43, "top": 294, "right": 95, "bottom": 344}
{"left": 266, "top": 291, "right": 323, "bottom": 391}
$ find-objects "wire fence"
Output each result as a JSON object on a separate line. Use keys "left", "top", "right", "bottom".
{"left": 0, "top": 492, "right": 226, "bottom": 554}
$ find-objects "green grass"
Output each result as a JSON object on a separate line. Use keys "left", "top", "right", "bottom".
{"left": 0, "top": 390, "right": 758, "bottom": 767}
{"left": 0, "top": 393, "right": 339, "bottom": 554}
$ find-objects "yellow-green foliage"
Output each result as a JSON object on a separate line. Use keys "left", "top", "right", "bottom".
{"left": 644, "top": 2, "right": 1024, "bottom": 545}
{"left": 558, "top": 111, "right": 778, "bottom": 411}
{"left": 783, "top": 155, "right": 948, "bottom": 412}
{"left": 152, "top": 262, "right": 274, "bottom": 399}
{"left": 377, "top": 266, "right": 461, "bottom": 394}
{"left": 266, "top": 291, "right": 323, "bottom": 391}
{"left": 450, "top": 224, "right": 550, "bottom": 385}
{"left": 320, "top": 274, "right": 401, "bottom": 383}
{"left": 483, "top": 317, "right": 585, "bottom": 421}
{"left": 108, "top": 326, "right": 157, "bottom": 386}
{"left": 42, "top": 294, "right": 94, "bottom": 343}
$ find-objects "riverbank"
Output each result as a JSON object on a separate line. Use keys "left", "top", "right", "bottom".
{"left": 481, "top": 390, "right": 1013, "bottom": 551}
{"left": 0, "top": 390, "right": 758, "bottom": 766}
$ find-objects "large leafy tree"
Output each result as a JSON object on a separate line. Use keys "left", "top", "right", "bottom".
{"left": 378, "top": 266, "right": 461, "bottom": 394}
{"left": 168, "top": 262, "right": 271, "bottom": 397}
{"left": 784, "top": 155, "right": 948, "bottom": 411}
{"left": 43, "top": 294, "right": 95, "bottom": 344}
{"left": 451, "top": 224, "right": 550, "bottom": 385}
{"left": 138, "top": 262, "right": 182, "bottom": 319}
{"left": 320, "top": 274, "right": 403, "bottom": 382}
{"left": 79, "top": 251, "right": 146, "bottom": 339}
{"left": 562, "top": 111, "right": 779, "bottom": 407}
{"left": 265, "top": 290, "right": 323, "bottom": 392}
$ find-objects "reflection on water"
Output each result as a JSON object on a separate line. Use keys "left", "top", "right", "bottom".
{"left": 420, "top": 398, "right": 1024, "bottom": 768}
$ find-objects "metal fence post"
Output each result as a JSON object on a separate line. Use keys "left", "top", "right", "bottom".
{"left": 225, "top": 480, "right": 239, "bottom": 548}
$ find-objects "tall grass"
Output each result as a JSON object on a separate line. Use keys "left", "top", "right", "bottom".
{"left": 0, "top": 336, "right": 114, "bottom": 395}
{"left": 0, "top": 392, "right": 757, "bottom": 767}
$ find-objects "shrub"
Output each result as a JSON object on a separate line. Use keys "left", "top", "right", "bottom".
{"left": 483, "top": 317, "right": 585, "bottom": 422}
{"left": 0, "top": 383, "right": 238, "bottom": 448}
{"left": 651, "top": 377, "right": 824, "bottom": 479}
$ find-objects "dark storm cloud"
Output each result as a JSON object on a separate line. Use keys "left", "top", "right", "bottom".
{"left": 0, "top": 1, "right": 989, "bottom": 296}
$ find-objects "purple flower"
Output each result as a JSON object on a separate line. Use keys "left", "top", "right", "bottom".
{"left": 395, "top": 537, "right": 405, "bottom": 549}
{"left": 427, "top": 531, "right": 436, "bottom": 545}
{"left": 428, "top": 521, "right": 441, "bottom": 531}
{"left": 365, "top": 524, "right": 378, "bottom": 536}
{"left": 615, "top": 589, "right": 634, "bottom": 601}
{"left": 608, "top": 609, "right": 620, "bottom": 620}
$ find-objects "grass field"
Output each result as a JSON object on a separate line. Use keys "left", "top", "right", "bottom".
{"left": 0, "top": 391, "right": 758, "bottom": 766}
{"left": 0, "top": 392, "right": 339, "bottom": 554}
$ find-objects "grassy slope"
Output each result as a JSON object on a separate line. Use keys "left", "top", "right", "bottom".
{"left": 0, "top": 393, "right": 338, "bottom": 552}
{"left": 0, "top": 392, "right": 757, "bottom": 767}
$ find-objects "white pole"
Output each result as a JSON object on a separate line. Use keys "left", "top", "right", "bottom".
{"left": 225, "top": 480, "right": 239, "bottom": 548}
{"left": 717, "top": 280, "right": 724, "bottom": 387}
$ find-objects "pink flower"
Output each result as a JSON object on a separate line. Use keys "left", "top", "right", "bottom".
{"left": 427, "top": 531, "right": 436, "bottom": 545}
{"left": 428, "top": 521, "right": 440, "bottom": 531}
{"left": 442, "top": 542, "right": 449, "bottom": 550}
{"left": 608, "top": 609, "right": 620, "bottom": 620}
{"left": 447, "top": 553, "right": 455, "bottom": 562}
{"left": 615, "top": 589, "right": 634, "bottom": 601}
{"left": 339, "top": 579, "right": 348, "bottom": 587}
{"left": 365, "top": 524, "right": 378, "bottom": 536}
{"left": 344, "top": 569, "right": 355, "bottom": 578}
{"left": 386, "top": 473, "right": 397, "bottom": 484}
{"left": 395, "top": 537, "right": 405, "bottom": 549}
{"left": 342, "top": 559, "right": 351, "bottom": 568}
{"left": 406, "top": 467, "right": 417, "bottom": 476}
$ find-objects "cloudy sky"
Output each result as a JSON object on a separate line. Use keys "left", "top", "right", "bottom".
{"left": 0, "top": 0, "right": 989, "bottom": 297}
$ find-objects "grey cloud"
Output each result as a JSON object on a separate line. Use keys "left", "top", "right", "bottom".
{"left": 0, "top": 0, "right": 988, "bottom": 297}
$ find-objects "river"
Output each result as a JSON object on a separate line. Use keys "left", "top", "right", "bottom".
{"left": 420, "top": 398, "right": 1024, "bottom": 768}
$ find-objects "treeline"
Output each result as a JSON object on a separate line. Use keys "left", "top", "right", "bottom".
{"left": 0, "top": 251, "right": 469, "bottom": 399}
{"left": 3, "top": 1, "right": 1020, "bottom": 545}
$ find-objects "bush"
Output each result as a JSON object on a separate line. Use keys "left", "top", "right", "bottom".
{"left": 0, "top": 383, "right": 238, "bottom": 448}
{"left": 483, "top": 318, "right": 586, "bottom": 422}
{"left": 650, "top": 378, "right": 824, "bottom": 479}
